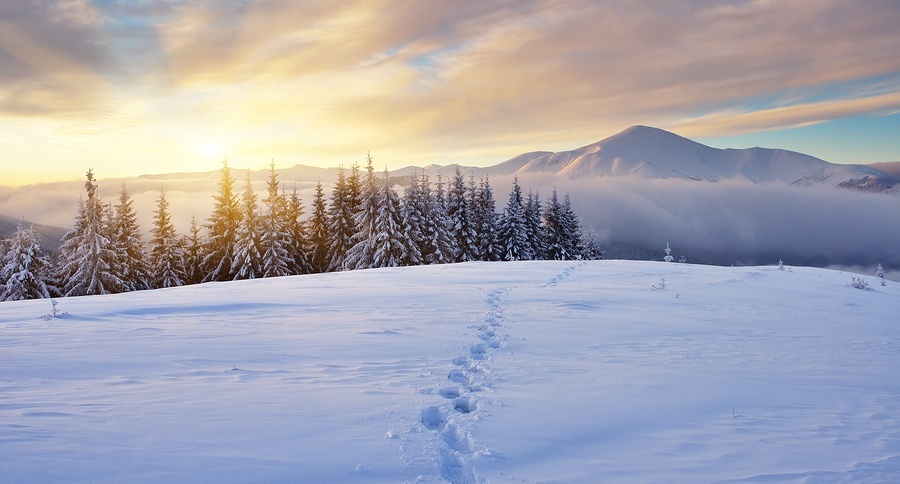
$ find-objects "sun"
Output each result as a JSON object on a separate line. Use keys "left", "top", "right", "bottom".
{"left": 193, "top": 140, "right": 224, "bottom": 158}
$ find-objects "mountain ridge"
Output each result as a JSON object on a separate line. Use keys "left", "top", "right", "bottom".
{"left": 508, "top": 125, "right": 897, "bottom": 190}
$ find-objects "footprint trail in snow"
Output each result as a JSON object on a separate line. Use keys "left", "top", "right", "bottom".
{"left": 418, "top": 287, "right": 510, "bottom": 484}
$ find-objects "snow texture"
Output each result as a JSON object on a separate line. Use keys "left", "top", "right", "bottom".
{"left": 1, "top": 260, "right": 898, "bottom": 482}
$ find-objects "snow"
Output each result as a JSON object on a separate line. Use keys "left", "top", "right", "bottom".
{"left": 1, "top": 260, "right": 898, "bottom": 482}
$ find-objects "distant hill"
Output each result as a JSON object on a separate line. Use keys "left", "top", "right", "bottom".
{"left": 0, "top": 215, "right": 68, "bottom": 253}
{"left": 504, "top": 125, "right": 898, "bottom": 192}
{"left": 870, "top": 161, "right": 900, "bottom": 177}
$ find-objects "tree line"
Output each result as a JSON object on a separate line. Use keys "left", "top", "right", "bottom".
{"left": 0, "top": 155, "right": 599, "bottom": 301}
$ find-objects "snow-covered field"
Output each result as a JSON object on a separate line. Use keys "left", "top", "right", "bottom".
{"left": 2, "top": 261, "right": 898, "bottom": 483}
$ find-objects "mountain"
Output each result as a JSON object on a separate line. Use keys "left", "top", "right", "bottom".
{"left": 0, "top": 215, "right": 68, "bottom": 253}
{"left": 507, "top": 125, "right": 898, "bottom": 191}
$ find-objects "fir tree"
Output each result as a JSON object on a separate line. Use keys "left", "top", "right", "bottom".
{"left": 371, "top": 169, "right": 406, "bottom": 268}
{"left": 473, "top": 176, "right": 500, "bottom": 261}
{"left": 559, "top": 193, "right": 584, "bottom": 259}
{"left": 258, "top": 162, "right": 294, "bottom": 278}
{"left": 284, "top": 186, "right": 312, "bottom": 274}
{"left": 400, "top": 172, "right": 426, "bottom": 266}
{"left": 542, "top": 188, "right": 566, "bottom": 260}
{"left": 326, "top": 167, "right": 356, "bottom": 272}
{"left": 112, "top": 182, "right": 150, "bottom": 291}
{"left": 345, "top": 154, "right": 379, "bottom": 271}
{"left": 182, "top": 215, "right": 204, "bottom": 285}
{"left": 447, "top": 166, "right": 477, "bottom": 262}
{"left": 202, "top": 161, "right": 241, "bottom": 282}
{"left": 498, "top": 176, "right": 529, "bottom": 261}
{"left": 421, "top": 173, "right": 457, "bottom": 264}
{"left": 524, "top": 190, "right": 546, "bottom": 260}
{"left": 0, "top": 220, "right": 51, "bottom": 301}
{"left": 148, "top": 186, "right": 185, "bottom": 288}
{"left": 232, "top": 169, "right": 263, "bottom": 280}
{"left": 307, "top": 179, "right": 330, "bottom": 273}
{"left": 56, "top": 169, "right": 124, "bottom": 296}
{"left": 664, "top": 243, "right": 675, "bottom": 262}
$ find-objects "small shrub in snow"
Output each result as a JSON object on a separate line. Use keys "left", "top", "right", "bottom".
{"left": 652, "top": 278, "right": 666, "bottom": 290}
{"left": 850, "top": 276, "right": 870, "bottom": 290}
{"left": 39, "top": 299, "right": 68, "bottom": 320}
{"left": 777, "top": 259, "right": 785, "bottom": 271}
{"left": 875, "top": 263, "right": 886, "bottom": 286}
{"left": 663, "top": 243, "right": 674, "bottom": 263}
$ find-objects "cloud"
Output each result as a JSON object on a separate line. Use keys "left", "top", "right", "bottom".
{"left": 520, "top": 174, "right": 900, "bottom": 270}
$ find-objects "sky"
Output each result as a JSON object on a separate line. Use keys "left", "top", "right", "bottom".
{"left": 2, "top": 0, "right": 900, "bottom": 186}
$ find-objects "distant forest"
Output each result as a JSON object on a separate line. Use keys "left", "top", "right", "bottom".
{"left": 0, "top": 155, "right": 601, "bottom": 301}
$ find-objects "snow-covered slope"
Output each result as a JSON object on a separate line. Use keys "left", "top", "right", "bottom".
{"left": 2, "top": 261, "right": 898, "bottom": 482}
{"left": 513, "top": 125, "right": 897, "bottom": 188}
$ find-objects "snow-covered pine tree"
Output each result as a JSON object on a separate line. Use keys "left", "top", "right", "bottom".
{"left": 258, "top": 162, "right": 294, "bottom": 278}
{"left": 542, "top": 188, "right": 565, "bottom": 260}
{"left": 345, "top": 155, "right": 379, "bottom": 271}
{"left": 447, "top": 166, "right": 477, "bottom": 262}
{"left": 663, "top": 243, "right": 675, "bottom": 262}
{"left": 473, "top": 176, "right": 500, "bottom": 262}
{"left": 399, "top": 171, "right": 425, "bottom": 266}
{"left": 524, "top": 190, "right": 546, "bottom": 260}
{"left": 498, "top": 176, "right": 529, "bottom": 261}
{"left": 148, "top": 186, "right": 185, "bottom": 289}
{"left": 232, "top": 169, "right": 263, "bottom": 280}
{"left": 112, "top": 182, "right": 150, "bottom": 291}
{"left": 580, "top": 229, "right": 604, "bottom": 260}
{"left": 0, "top": 220, "right": 51, "bottom": 301}
{"left": 202, "top": 161, "right": 241, "bottom": 282}
{"left": 559, "top": 193, "right": 584, "bottom": 259}
{"left": 326, "top": 167, "right": 356, "bottom": 272}
{"left": 182, "top": 215, "right": 204, "bottom": 285}
{"left": 284, "top": 186, "right": 312, "bottom": 275}
{"left": 307, "top": 180, "right": 330, "bottom": 273}
{"left": 371, "top": 169, "right": 407, "bottom": 268}
{"left": 56, "top": 169, "right": 124, "bottom": 296}
{"left": 876, "top": 263, "right": 886, "bottom": 286}
{"left": 422, "top": 173, "right": 457, "bottom": 264}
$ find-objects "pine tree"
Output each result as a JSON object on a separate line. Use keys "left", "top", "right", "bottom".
{"left": 326, "top": 167, "right": 356, "bottom": 272}
{"left": 258, "top": 162, "right": 295, "bottom": 278}
{"left": 284, "top": 186, "right": 312, "bottom": 275}
{"left": 421, "top": 173, "right": 457, "bottom": 264}
{"left": 559, "top": 193, "right": 584, "bottom": 260}
{"left": 112, "top": 182, "right": 150, "bottom": 291}
{"left": 400, "top": 172, "right": 426, "bottom": 266}
{"left": 345, "top": 154, "right": 379, "bottom": 271}
{"left": 473, "top": 176, "right": 500, "bottom": 261}
{"left": 524, "top": 190, "right": 546, "bottom": 260}
{"left": 447, "top": 166, "right": 477, "bottom": 262}
{"left": 307, "top": 179, "right": 330, "bottom": 273}
{"left": 542, "top": 188, "right": 565, "bottom": 260}
{"left": 232, "top": 169, "right": 263, "bottom": 280}
{"left": 371, "top": 169, "right": 407, "bottom": 268}
{"left": 202, "top": 161, "right": 241, "bottom": 282}
{"left": 182, "top": 215, "right": 204, "bottom": 285}
{"left": 0, "top": 220, "right": 51, "bottom": 301}
{"left": 498, "top": 176, "right": 529, "bottom": 261}
{"left": 148, "top": 186, "right": 185, "bottom": 288}
{"left": 56, "top": 169, "right": 124, "bottom": 296}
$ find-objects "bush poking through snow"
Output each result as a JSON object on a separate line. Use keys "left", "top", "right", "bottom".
{"left": 778, "top": 259, "right": 785, "bottom": 271}
{"left": 39, "top": 299, "right": 68, "bottom": 320}
{"left": 850, "top": 276, "right": 870, "bottom": 290}
{"left": 652, "top": 278, "right": 666, "bottom": 290}
{"left": 875, "top": 263, "right": 886, "bottom": 286}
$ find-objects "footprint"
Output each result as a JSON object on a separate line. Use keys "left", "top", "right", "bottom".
{"left": 421, "top": 405, "right": 446, "bottom": 431}
{"left": 439, "top": 387, "right": 461, "bottom": 400}
{"left": 453, "top": 396, "right": 478, "bottom": 414}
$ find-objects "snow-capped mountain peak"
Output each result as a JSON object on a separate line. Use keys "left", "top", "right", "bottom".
{"left": 512, "top": 125, "right": 897, "bottom": 189}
